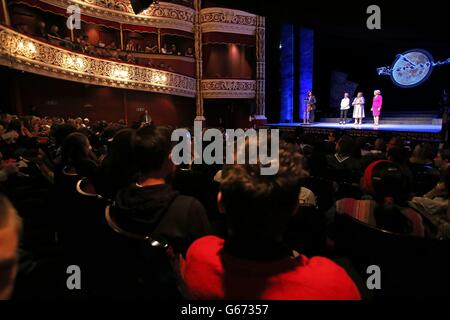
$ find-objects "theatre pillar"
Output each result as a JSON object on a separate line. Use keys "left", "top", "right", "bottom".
{"left": 255, "top": 16, "right": 267, "bottom": 126}
{"left": 194, "top": 0, "right": 205, "bottom": 125}
{"left": 1, "top": 0, "right": 11, "bottom": 26}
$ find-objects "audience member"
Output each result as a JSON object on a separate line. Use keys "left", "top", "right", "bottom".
{"left": 182, "top": 140, "right": 361, "bottom": 299}
{"left": 0, "top": 194, "right": 21, "bottom": 300}
{"left": 109, "top": 125, "right": 210, "bottom": 256}
{"left": 336, "top": 160, "right": 424, "bottom": 236}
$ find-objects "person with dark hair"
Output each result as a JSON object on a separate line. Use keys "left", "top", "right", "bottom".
{"left": 433, "top": 149, "right": 450, "bottom": 175}
{"left": 60, "top": 132, "right": 98, "bottom": 181}
{"left": 48, "top": 123, "right": 77, "bottom": 162}
{"left": 36, "top": 21, "right": 47, "bottom": 40}
{"left": 324, "top": 131, "right": 338, "bottom": 154}
{"left": 417, "top": 149, "right": 450, "bottom": 202}
{"left": 410, "top": 142, "right": 434, "bottom": 165}
{"left": 181, "top": 141, "right": 360, "bottom": 300}
{"left": 409, "top": 165, "right": 450, "bottom": 239}
{"left": 139, "top": 110, "right": 152, "bottom": 125}
{"left": 326, "top": 135, "right": 361, "bottom": 183}
{"left": 98, "top": 128, "right": 137, "bottom": 199}
{"left": 336, "top": 160, "right": 424, "bottom": 236}
{"left": 110, "top": 125, "right": 210, "bottom": 256}
{"left": 0, "top": 194, "right": 21, "bottom": 300}
{"left": 306, "top": 91, "right": 317, "bottom": 124}
{"left": 386, "top": 136, "right": 404, "bottom": 154}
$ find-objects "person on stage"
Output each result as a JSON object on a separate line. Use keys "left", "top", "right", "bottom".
{"left": 371, "top": 90, "right": 383, "bottom": 127}
{"left": 306, "top": 91, "right": 317, "bottom": 124}
{"left": 339, "top": 93, "right": 350, "bottom": 124}
{"left": 140, "top": 109, "right": 152, "bottom": 125}
{"left": 352, "top": 92, "right": 365, "bottom": 125}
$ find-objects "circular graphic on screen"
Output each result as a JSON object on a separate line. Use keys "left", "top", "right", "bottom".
{"left": 390, "top": 49, "right": 434, "bottom": 88}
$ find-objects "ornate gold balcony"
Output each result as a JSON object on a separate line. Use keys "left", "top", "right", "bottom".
{"left": 201, "top": 79, "right": 256, "bottom": 99}
{"left": 200, "top": 7, "right": 257, "bottom": 35}
{"left": 0, "top": 26, "right": 196, "bottom": 97}
{"left": 38, "top": 0, "right": 194, "bottom": 32}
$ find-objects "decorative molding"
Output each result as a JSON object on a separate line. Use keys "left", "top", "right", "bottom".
{"left": 130, "top": 52, "right": 195, "bottom": 62}
{"left": 200, "top": 7, "right": 257, "bottom": 35}
{"left": 0, "top": 26, "right": 196, "bottom": 97}
{"left": 255, "top": 16, "right": 266, "bottom": 117}
{"left": 202, "top": 79, "right": 256, "bottom": 99}
{"left": 40, "top": 0, "right": 195, "bottom": 32}
{"left": 194, "top": 0, "right": 203, "bottom": 117}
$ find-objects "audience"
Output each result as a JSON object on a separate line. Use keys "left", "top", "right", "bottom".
{"left": 109, "top": 125, "right": 210, "bottom": 256}
{"left": 35, "top": 21, "right": 47, "bottom": 40}
{"left": 326, "top": 135, "right": 361, "bottom": 183}
{"left": 336, "top": 160, "right": 424, "bottom": 236}
{"left": 48, "top": 25, "right": 61, "bottom": 38}
{"left": 181, "top": 140, "right": 361, "bottom": 299}
{"left": 1, "top": 111, "right": 450, "bottom": 299}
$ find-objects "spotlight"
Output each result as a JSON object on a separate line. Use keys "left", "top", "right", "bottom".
{"left": 130, "top": 0, "right": 159, "bottom": 15}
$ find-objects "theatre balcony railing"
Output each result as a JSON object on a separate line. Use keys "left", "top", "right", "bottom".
{"left": 201, "top": 79, "right": 256, "bottom": 99}
{"left": 200, "top": 7, "right": 257, "bottom": 36}
{"left": 0, "top": 25, "right": 196, "bottom": 97}
{"left": 35, "top": 0, "right": 195, "bottom": 31}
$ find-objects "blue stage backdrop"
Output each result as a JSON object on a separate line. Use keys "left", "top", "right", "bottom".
{"left": 298, "top": 28, "right": 314, "bottom": 121}
{"left": 280, "top": 24, "right": 294, "bottom": 123}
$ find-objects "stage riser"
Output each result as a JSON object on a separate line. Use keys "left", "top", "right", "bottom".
{"left": 262, "top": 125, "right": 443, "bottom": 142}
{"left": 318, "top": 118, "right": 441, "bottom": 125}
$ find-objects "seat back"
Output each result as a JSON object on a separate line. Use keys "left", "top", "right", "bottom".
{"left": 409, "top": 163, "right": 440, "bottom": 196}
{"left": 102, "top": 205, "right": 180, "bottom": 299}
{"left": 285, "top": 205, "right": 327, "bottom": 256}
{"left": 301, "top": 176, "right": 335, "bottom": 211}
{"left": 333, "top": 213, "right": 450, "bottom": 299}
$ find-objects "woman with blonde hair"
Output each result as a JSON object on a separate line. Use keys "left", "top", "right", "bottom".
{"left": 352, "top": 92, "right": 365, "bottom": 125}
{"left": 371, "top": 90, "right": 383, "bottom": 127}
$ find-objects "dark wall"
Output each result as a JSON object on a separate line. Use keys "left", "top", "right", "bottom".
{"left": 204, "top": 99, "right": 252, "bottom": 129}
{"left": 203, "top": 44, "right": 255, "bottom": 79}
{"left": 314, "top": 29, "right": 450, "bottom": 114}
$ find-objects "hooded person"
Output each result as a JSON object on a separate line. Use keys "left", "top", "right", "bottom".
{"left": 110, "top": 125, "right": 211, "bottom": 256}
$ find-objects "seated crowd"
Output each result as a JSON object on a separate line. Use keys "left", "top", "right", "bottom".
{"left": 1, "top": 112, "right": 450, "bottom": 300}
{"left": 14, "top": 19, "right": 194, "bottom": 71}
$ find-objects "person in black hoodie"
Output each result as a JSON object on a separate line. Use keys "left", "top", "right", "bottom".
{"left": 111, "top": 125, "right": 211, "bottom": 257}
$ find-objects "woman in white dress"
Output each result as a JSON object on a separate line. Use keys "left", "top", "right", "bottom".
{"left": 352, "top": 92, "right": 365, "bottom": 125}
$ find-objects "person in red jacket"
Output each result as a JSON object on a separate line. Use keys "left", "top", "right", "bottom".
{"left": 181, "top": 140, "right": 361, "bottom": 300}
{"left": 0, "top": 194, "right": 21, "bottom": 300}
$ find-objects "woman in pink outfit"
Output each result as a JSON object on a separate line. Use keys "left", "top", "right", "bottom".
{"left": 371, "top": 90, "right": 383, "bottom": 126}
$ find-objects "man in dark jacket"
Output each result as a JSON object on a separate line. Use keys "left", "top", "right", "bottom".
{"left": 111, "top": 125, "right": 210, "bottom": 256}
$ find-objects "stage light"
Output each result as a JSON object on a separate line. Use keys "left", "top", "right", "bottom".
{"left": 130, "top": 0, "right": 159, "bottom": 15}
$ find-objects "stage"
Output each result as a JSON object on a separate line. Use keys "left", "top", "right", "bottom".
{"left": 264, "top": 116, "right": 444, "bottom": 141}
{"left": 266, "top": 122, "right": 442, "bottom": 133}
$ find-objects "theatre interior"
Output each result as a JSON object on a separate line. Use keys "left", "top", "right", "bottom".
{"left": 0, "top": 0, "right": 449, "bottom": 300}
